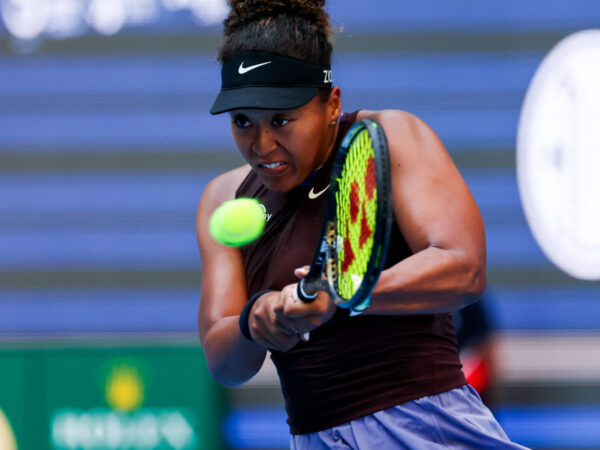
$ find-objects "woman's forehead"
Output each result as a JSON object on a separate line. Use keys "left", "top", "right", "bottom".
{"left": 229, "top": 108, "right": 295, "bottom": 116}
{"left": 228, "top": 97, "right": 325, "bottom": 118}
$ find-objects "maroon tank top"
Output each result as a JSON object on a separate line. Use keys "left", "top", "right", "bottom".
{"left": 236, "top": 111, "right": 466, "bottom": 434}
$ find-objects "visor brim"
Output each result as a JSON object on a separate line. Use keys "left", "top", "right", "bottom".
{"left": 210, "top": 86, "right": 320, "bottom": 114}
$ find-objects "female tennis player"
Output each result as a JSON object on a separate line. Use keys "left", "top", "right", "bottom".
{"left": 197, "top": 1, "right": 527, "bottom": 448}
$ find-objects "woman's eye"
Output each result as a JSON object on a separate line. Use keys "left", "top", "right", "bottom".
{"left": 272, "top": 117, "right": 289, "bottom": 127}
{"left": 232, "top": 116, "right": 251, "bottom": 128}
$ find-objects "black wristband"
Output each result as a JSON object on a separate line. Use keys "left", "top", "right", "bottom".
{"left": 239, "top": 289, "right": 276, "bottom": 341}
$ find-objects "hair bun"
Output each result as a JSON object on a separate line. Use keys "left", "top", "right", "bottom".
{"left": 225, "top": 0, "right": 328, "bottom": 35}
{"left": 219, "top": 0, "right": 332, "bottom": 64}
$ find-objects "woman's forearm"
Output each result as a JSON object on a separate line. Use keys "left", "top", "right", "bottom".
{"left": 202, "top": 315, "right": 267, "bottom": 386}
{"left": 369, "top": 246, "right": 485, "bottom": 315}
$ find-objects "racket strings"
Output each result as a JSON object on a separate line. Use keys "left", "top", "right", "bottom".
{"left": 334, "top": 129, "right": 378, "bottom": 300}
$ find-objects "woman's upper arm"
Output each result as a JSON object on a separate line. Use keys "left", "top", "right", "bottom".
{"left": 196, "top": 166, "right": 251, "bottom": 343}
{"left": 375, "top": 110, "right": 486, "bottom": 266}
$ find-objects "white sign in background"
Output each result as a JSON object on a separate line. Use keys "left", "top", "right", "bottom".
{"left": 0, "top": 0, "right": 228, "bottom": 40}
{"left": 517, "top": 30, "right": 600, "bottom": 280}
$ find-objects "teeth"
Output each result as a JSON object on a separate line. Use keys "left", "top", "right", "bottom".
{"left": 263, "top": 162, "right": 283, "bottom": 169}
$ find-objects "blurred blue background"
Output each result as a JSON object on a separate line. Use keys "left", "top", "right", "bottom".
{"left": 1, "top": 1, "right": 600, "bottom": 449}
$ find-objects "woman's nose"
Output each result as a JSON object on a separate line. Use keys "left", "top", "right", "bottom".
{"left": 252, "top": 128, "right": 277, "bottom": 156}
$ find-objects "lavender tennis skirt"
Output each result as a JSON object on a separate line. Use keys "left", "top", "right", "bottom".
{"left": 291, "top": 385, "right": 529, "bottom": 449}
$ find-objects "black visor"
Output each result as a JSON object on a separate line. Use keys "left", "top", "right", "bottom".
{"left": 210, "top": 51, "right": 332, "bottom": 115}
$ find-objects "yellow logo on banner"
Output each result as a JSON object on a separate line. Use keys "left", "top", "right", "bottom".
{"left": 0, "top": 408, "right": 17, "bottom": 450}
{"left": 105, "top": 363, "right": 144, "bottom": 412}
{"left": 52, "top": 360, "right": 197, "bottom": 449}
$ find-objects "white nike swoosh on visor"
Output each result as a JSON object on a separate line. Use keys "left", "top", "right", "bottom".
{"left": 238, "top": 61, "right": 272, "bottom": 74}
{"left": 308, "top": 185, "right": 330, "bottom": 199}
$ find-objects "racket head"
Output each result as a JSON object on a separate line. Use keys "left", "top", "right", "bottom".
{"left": 324, "top": 119, "right": 392, "bottom": 309}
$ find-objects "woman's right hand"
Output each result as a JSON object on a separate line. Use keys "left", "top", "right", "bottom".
{"left": 248, "top": 290, "right": 303, "bottom": 352}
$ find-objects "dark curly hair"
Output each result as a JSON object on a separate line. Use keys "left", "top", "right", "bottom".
{"left": 218, "top": 0, "right": 333, "bottom": 66}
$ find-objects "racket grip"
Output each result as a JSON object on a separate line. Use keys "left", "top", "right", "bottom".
{"left": 296, "top": 277, "right": 331, "bottom": 303}
{"left": 292, "top": 283, "right": 312, "bottom": 341}
{"left": 295, "top": 279, "right": 318, "bottom": 303}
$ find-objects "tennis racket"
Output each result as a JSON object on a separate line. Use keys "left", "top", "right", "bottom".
{"left": 295, "top": 118, "right": 392, "bottom": 312}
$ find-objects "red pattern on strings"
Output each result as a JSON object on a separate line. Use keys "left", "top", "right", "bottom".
{"left": 341, "top": 219, "right": 355, "bottom": 272}
{"left": 350, "top": 181, "right": 360, "bottom": 223}
{"left": 359, "top": 200, "right": 373, "bottom": 248}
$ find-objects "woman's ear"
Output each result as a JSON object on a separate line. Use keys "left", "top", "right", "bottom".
{"left": 328, "top": 86, "right": 342, "bottom": 121}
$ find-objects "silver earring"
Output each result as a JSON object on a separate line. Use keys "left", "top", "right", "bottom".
{"left": 329, "top": 120, "right": 337, "bottom": 127}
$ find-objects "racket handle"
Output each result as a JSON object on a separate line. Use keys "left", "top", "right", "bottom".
{"left": 292, "top": 283, "right": 312, "bottom": 341}
{"left": 295, "top": 279, "right": 318, "bottom": 303}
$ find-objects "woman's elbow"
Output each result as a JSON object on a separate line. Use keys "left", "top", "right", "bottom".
{"left": 204, "top": 353, "right": 254, "bottom": 387}
{"left": 463, "top": 255, "right": 486, "bottom": 305}
{"left": 208, "top": 365, "right": 249, "bottom": 387}
{"left": 203, "top": 342, "right": 265, "bottom": 387}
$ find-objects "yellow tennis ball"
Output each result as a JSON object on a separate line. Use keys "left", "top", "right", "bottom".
{"left": 209, "top": 198, "right": 266, "bottom": 247}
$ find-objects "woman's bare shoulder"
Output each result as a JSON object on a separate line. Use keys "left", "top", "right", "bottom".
{"left": 200, "top": 164, "right": 252, "bottom": 210}
{"left": 357, "top": 109, "right": 423, "bottom": 131}
{"left": 356, "top": 109, "right": 446, "bottom": 158}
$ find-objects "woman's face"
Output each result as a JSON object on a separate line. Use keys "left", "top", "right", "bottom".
{"left": 228, "top": 88, "right": 341, "bottom": 192}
